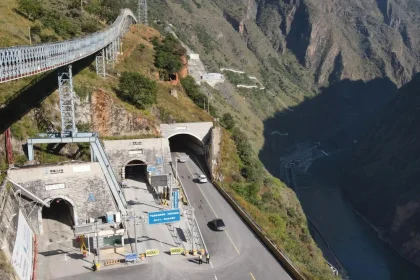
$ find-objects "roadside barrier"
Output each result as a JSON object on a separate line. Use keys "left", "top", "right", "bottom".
{"left": 212, "top": 181, "right": 306, "bottom": 280}
{"left": 104, "top": 259, "right": 121, "bottom": 266}
{"left": 145, "top": 249, "right": 160, "bottom": 257}
{"left": 200, "top": 249, "right": 205, "bottom": 255}
{"left": 184, "top": 250, "right": 190, "bottom": 256}
{"left": 192, "top": 249, "right": 197, "bottom": 256}
{"left": 170, "top": 247, "right": 184, "bottom": 255}
{"left": 140, "top": 253, "right": 145, "bottom": 260}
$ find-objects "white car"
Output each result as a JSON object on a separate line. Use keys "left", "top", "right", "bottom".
{"left": 177, "top": 157, "right": 188, "bottom": 163}
{"left": 197, "top": 175, "right": 208, "bottom": 183}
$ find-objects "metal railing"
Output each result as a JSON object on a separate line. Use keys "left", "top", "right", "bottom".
{"left": 0, "top": 9, "right": 137, "bottom": 83}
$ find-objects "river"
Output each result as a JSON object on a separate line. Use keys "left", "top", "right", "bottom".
{"left": 293, "top": 153, "right": 420, "bottom": 280}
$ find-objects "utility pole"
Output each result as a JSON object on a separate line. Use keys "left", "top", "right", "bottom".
{"left": 143, "top": 0, "right": 148, "bottom": 26}
{"left": 137, "top": 0, "right": 142, "bottom": 23}
{"left": 95, "top": 222, "right": 100, "bottom": 263}
{"left": 134, "top": 209, "right": 138, "bottom": 254}
{"left": 80, "top": 0, "right": 83, "bottom": 11}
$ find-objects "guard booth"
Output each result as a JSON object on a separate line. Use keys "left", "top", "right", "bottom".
{"left": 151, "top": 175, "right": 169, "bottom": 205}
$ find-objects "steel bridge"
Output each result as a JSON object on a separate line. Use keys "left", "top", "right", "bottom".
{"left": 0, "top": 9, "right": 137, "bottom": 84}
{"left": 1, "top": 9, "right": 138, "bottom": 216}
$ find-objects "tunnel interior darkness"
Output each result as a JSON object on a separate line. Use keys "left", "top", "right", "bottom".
{"left": 125, "top": 160, "right": 147, "bottom": 182}
{"left": 169, "top": 134, "right": 204, "bottom": 153}
{"left": 42, "top": 198, "right": 74, "bottom": 227}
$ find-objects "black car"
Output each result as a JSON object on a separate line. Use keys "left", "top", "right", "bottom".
{"left": 212, "top": 218, "right": 226, "bottom": 231}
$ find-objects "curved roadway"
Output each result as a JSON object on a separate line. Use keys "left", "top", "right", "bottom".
{"left": 173, "top": 152, "right": 292, "bottom": 280}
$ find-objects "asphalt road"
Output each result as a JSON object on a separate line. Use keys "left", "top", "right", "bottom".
{"left": 57, "top": 152, "right": 292, "bottom": 280}
{"left": 172, "top": 152, "right": 292, "bottom": 280}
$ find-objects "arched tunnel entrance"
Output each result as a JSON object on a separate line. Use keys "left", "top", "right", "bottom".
{"left": 41, "top": 198, "right": 75, "bottom": 241}
{"left": 42, "top": 198, "right": 74, "bottom": 227}
{"left": 125, "top": 160, "right": 147, "bottom": 183}
{"left": 169, "top": 134, "right": 204, "bottom": 155}
{"left": 168, "top": 133, "right": 210, "bottom": 177}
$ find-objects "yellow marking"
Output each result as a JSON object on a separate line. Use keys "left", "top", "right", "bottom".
{"left": 250, "top": 272, "right": 256, "bottom": 280}
{"left": 225, "top": 230, "right": 240, "bottom": 255}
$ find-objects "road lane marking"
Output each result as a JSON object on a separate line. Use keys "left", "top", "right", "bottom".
{"left": 225, "top": 230, "right": 240, "bottom": 255}
{"left": 184, "top": 161, "right": 218, "bottom": 218}
{"left": 250, "top": 272, "right": 256, "bottom": 280}
{"left": 210, "top": 261, "right": 214, "bottom": 268}
{"left": 214, "top": 274, "right": 218, "bottom": 280}
{"left": 184, "top": 161, "right": 241, "bottom": 255}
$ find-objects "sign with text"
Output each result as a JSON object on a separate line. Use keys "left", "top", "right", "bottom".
{"left": 11, "top": 210, "right": 33, "bottom": 280}
{"left": 172, "top": 190, "right": 179, "bottom": 209}
{"left": 148, "top": 209, "right": 180, "bottom": 225}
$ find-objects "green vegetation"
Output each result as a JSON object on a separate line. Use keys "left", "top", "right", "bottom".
{"left": 152, "top": 35, "right": 186, "bottom": 80}
{"left": 219, "top": 130, "right": 338, "bottom": 280}
{"left": 118, "top": 72, "right": 157, "bottom": 109}
{"left": 224, "top": 71, "right": 254, "bottom": 85}
{"left": 220, "top": 112, "right": 235, "bottom": 130}
{"left": 0, "top": 251, "right": 15, "bottom": 280}
{"left": 180, "top": 76, "right": 217, "bottom": 115}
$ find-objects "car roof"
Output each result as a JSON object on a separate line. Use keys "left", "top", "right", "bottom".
{"left": 214, "top": 218, "right": 225, "bottom": 226}
{"left": 199, "top": 175, "right": 206, "bottom": 178}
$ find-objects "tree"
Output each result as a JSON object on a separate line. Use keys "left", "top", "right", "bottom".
{"left": 153, "top": 34, "right": 186, "bottom": 80}
{"left": 118, "top": 72, "right": 157, "bottom": 109}
{"left": 221, "top": 113, "right": 235, "bottom": 130}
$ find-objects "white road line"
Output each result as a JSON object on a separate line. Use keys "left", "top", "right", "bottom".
{"left": 225, "top": 230, "right": 240, "bottom": 255}
{"left": 184, "top": 161, "right": 240, "bottom": 255}
{"left": 214, "top": 274, "right": 218, "bottom": 280}
{"left": 210, "top": 261, "right": 214, "bottom": 268}
{"left": 250, "top": 272, "right": 256, "bottom": 280}
{"left": 184, "top": 162, "right": 218, "bottom": 218}
{"left": 160, "top": 242, "right": 163, "bottom": 247}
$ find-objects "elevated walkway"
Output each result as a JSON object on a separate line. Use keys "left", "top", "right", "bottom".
{"left": 27, "top": 132, "right": 127, "bottom": 215}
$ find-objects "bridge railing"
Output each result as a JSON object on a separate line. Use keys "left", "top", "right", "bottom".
{"left": 0, "top": 9, "right": 137, "bottom": 83}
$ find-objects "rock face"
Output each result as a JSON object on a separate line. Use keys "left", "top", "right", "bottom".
{"left": 254, "top": 0, "right": 420, "bottom": 86}
{"left": 76, "top": 90, "right": 159, "bottom": 137}
{"left": 343, "top": 73, "right": 420, "bottom": 267}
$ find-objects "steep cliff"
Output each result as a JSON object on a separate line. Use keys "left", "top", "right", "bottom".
{"left": 343, "top": 73, "right": 420, "bottom": 266}
{"left": 255, "top": 0, "right": 420, "bottom": 86}
{"left": 157, "top": 0, "right": 420, "bottom": 87}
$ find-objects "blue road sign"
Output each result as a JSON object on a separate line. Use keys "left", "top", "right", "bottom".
{"left": 125, "top": 253, "right": 138, "bottom": 261}
{"left": 87, "top": 193, "right": 96, "bottom": 202}
{"left": 148, "top": 209, "right": 180, "bottom": 225}
{"left": 173, "top": 190, "right": 179, "bottom": 209}
{"left": 147, "top": 166, "right": 157, "bottom": 172}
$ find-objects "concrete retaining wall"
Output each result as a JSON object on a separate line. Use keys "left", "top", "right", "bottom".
{"left": 160, "top": 122, "right": 213, "bottom": 143}
{"left": 103, "top": 138, "right": 172, "bottom": 180}
{"left": 8, "top": 162, "right": 117, "bottom": 234}
{"left": 212, "top": 181, "right": 306, "bottom": 280}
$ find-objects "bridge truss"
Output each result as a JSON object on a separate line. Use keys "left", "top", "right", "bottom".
{"left": 0, "top": 9, "right": 136, "bottom": 84}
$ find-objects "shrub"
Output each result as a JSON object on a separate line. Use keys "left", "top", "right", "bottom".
{"left": 118, "top": 72, "right": 157, "bottom": 109}
{"left": 153, "top": 35, "right": 186, "bottom": 80}
{"left": 221, "top": 112, "right": 235, "bottom": 130}
{"left": 17, "top": 0, "right": 44, "bottom": 20}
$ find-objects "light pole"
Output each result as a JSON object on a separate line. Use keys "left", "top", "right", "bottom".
{"left": 133, "top": 208, "right": 138, "bottom": 254}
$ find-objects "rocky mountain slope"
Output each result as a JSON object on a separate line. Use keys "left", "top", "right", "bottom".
{"left": 255, "top": 0, "right": 420, "bottom": 86}
{"left": 154, "top": 0, "right": 420, "bottom": 88}
{"left": 343, "top": 73, "right": 420, "bottom": 267}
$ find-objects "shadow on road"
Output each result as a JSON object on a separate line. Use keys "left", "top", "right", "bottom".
{"left": 0, "top": 55, "right": 96, "bottom": 133}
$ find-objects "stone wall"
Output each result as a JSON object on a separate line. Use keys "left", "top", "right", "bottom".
{"left": 206, "top": 127, "right": 222, "bottom": 180}
{"left": 160, "top": 122, "right": 213, "bottom": 143}
{"left": 103, "top": 138, "right": 172, "bottom": 180}
{"left": 7, "top": 162, "right": 116, "bottom": 234}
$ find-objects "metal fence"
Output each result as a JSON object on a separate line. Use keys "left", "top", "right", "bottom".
{"left": 0, "top": 9, "right": 137, "bottom": 83}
